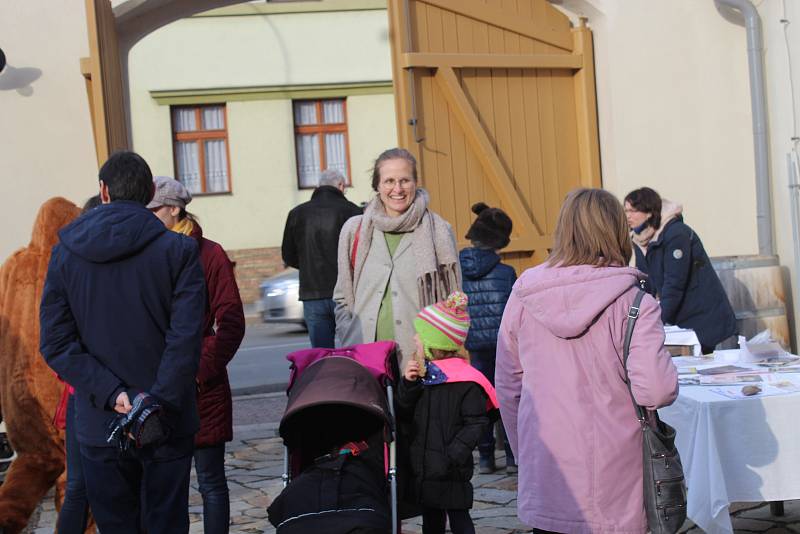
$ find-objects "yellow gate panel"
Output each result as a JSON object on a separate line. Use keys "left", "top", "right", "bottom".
{"left": 83, "top": 0, "right": 129, "bottom": 167}
{"left": 388, "top": 0, "right": 601, "bottom": 273}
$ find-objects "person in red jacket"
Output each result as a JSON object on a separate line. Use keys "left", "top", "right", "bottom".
{"left": 149, "top": 176, "right": 245, "bottom": 534}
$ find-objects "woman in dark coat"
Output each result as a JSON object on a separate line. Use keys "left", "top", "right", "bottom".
{"left": 624, "top": 187, "right": 736, "bottom": 353}
{"left": 150, "top": 176, "right": 245, "bottom": 534}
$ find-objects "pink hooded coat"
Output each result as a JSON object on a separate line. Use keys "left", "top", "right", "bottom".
{"left": 496, "top": 264, "right": 678, "bottom": 534}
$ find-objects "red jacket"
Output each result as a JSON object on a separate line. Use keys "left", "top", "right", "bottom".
{"left": 191, "top": 223, "right": 245, "bottom": 447}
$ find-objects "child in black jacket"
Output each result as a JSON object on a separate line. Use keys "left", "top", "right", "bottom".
{"left": 396, "top": 292, "right": 499, "bottom": 534}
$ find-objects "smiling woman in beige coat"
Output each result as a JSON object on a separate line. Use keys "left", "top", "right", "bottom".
{"left": 333, "top": 148, "right": 461, "bottom": 368}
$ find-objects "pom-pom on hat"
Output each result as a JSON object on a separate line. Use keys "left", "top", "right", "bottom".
{"left": 465, "top": 202, "right": 513, "bottom": 250}
{"left": 414, "top": 291, "right": 470, "bottom": 360}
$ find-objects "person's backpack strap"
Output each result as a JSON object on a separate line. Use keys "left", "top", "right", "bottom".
{"left": 622, "top": 286, "right": 648, "bottom": 422}
{"left": 350, "top": 220, "right": 362, "bottom": 270}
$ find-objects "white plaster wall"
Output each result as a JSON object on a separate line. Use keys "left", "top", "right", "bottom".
{"left": 0, "top": 2, "right": 99, "bottom": 261}
{"left": 556, "top": 0, "right": 800, "bottom": 345}
{"left": 556, "top": 0, "right": 758, "bottom": 258}
{"left": 760, "top": 0, "right": 800, "bottom": 345}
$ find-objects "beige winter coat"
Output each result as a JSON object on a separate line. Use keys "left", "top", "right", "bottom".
{"left": 333, "top": 214, "right": 460, "bottom": 369}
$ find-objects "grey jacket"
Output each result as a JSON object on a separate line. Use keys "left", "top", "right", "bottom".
{"left": 333, "top": 214, "right": 460, "bottom": 369}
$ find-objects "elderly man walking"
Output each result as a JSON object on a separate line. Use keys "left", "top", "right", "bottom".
{"left": 281, "top": 169, "right": 362, "bottom": 347}
{"left": 39, "top": 151, "right": 206, "bottom": 534}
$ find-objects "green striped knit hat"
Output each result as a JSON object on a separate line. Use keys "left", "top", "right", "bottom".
{"left": 413, "top": 291, "right": 471, "bottom": 360}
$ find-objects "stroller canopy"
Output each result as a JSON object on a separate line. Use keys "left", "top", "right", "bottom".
{"left": 286, "top": 341, "right": 398, "bottom": 391}
{"left": 279, "top": 356, "right": 392, "bottom": 450}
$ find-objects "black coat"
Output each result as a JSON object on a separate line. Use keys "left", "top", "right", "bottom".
{"left": 281, "top": 186, "right": 362, "bottom": 300}
{"left": 40, "top": 201, "right": 206, "bottom": 447}
{"left": 459, "top": 248, "right": 516, "bottom": 352}
{"left": 634, "top": 216, "right": 737, "bottom": 348}
{"left": 396, "top": 377, "right": 491, "bottom": 510}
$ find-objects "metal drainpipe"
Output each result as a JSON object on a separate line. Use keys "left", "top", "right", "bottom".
{"left": 715, "top": 0, "right": 774, "bottom": 256}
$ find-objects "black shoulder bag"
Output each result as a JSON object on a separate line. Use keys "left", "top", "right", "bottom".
{"left": 623, "top": 289, "right": 687, "bottom": 533}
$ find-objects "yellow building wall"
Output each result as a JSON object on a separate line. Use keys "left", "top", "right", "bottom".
{"left": 127, "top": 7, "right": 397, "bottom": 250}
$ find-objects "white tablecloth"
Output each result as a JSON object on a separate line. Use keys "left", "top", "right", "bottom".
{"left": 659, "top": 384, "right": 800, "bottom": 533}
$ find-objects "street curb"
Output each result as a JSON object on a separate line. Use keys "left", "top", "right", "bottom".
{"left": 231, "top": 382, "right": 288, "bottom": 397}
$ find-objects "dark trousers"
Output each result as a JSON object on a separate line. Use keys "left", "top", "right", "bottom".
{"left": 194, "top": 444, "right": 230, "bottom": 534}
{"left": 470, "top": 349, "right": 515, "bottom": 464}
{"left": 422, "top": 508, "right": 475, "bottom": 534}
{"left": 57, "top": 395, "right": 89, "bottom": 534}
{"left": 80, "top": 437, "right": 193, "bottom": 534}
{"left": 303, "top": 298, "right": 336, "bottom": 348}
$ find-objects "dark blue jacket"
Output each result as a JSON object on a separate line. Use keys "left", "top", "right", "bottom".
{"left": 40, "top": 201, "right": 206, "bottom": 447}
{"left": 634, "top": 216, "right": 737, "bottom": 348}
{"left": 459, "top": 248, "right": 516, "bottom": 351}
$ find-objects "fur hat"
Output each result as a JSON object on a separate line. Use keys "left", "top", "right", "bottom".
{"left": 465, "top": 202, "right": 512, "bottom": 250}
{"left": 414, "top": 291, "right": 470, "bottom": 360}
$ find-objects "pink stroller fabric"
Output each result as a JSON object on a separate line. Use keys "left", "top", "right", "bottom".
{"left": 287, "top": 341, "right": 398, "bottom": 391}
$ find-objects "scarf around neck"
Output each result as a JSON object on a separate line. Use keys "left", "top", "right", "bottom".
{"left": 171, "top": 217, "right": 195, "bottom": 237}
{"left": 340, "top": 188, "right": 460, "bottom": 309}
{"left": 631, "top": 199, "right": 684, "bottom": 255}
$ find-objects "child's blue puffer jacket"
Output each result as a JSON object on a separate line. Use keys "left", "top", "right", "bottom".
{"left": 459, "top": 247, "right": 516, "bottom": 351}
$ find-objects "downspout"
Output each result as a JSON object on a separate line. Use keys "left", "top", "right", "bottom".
{"left": 715, "top": 0, "right": 774, "bottom": 256}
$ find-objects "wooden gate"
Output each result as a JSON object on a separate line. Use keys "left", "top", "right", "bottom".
{"left": 387, "top": 0, "right": 601, "bottom": 272}
{"left": 81, "top": 0, "right": 129, "bottom": 166}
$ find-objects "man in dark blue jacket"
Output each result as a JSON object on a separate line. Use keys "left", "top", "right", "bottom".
{"left": 40, "top": 151, "right": 206, "bottom": 534}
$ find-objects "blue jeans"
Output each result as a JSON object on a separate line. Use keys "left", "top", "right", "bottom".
{"left": 470, "top": 349, "right": 515, "bottom": 464}
{"left": 303, "top": 298, "right": 336, "bottom": 348}
{"left": 57, "top": 395, "right": 89, "bottom": 534}
{"left": 194, "top": 444, "right": 230, "bottom": 534}
{"left": 80, "top": 438, "right": 193, "bottom": 534}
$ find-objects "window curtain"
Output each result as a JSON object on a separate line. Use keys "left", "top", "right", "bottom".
{"left": 322, "top": 100, "right": 344, "bottom": 124}
{"left": 325, "top": 133, "right": 347, "bottom": 179}
{"left": 202, "top": 107, "right": 224, "bottom": 130}
{"left": 205, "top": 139, "right": 229, "bottom": 192}
{"left": 173, "top": 108, "right": 196, "bottom": 132}
{"left": 294, "top": 102, "right": 317, "bottom": 125}
{"left": 296, "top": 134, "right": 320, "bottom": 188}
{"left": 175, "top": 141, "right": 201, "bottom": 193}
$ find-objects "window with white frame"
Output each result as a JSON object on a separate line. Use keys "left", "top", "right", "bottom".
{"left": 293, "top": 99, "right": 350, "bottom": 189}
{"left": 171, "top": 105, "right": 231, "bottom": 194}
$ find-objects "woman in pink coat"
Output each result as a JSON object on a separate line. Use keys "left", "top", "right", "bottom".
{"left": 496, "top": 188, "right": 678, "bottom": 534}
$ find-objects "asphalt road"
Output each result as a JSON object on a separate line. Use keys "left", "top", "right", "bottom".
{"left": 228, "top": 322, "right": 310, "bottom": 396}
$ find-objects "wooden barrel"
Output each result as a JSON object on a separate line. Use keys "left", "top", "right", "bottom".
{"left": 711, "top": 255, "right": 791, "bottom": 350}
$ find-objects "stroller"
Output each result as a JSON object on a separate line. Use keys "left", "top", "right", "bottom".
{"left": 267, "top": 341, "right": 401, "bottom": 534}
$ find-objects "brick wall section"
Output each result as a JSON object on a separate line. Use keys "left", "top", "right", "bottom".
{"left": 228, "top": 247, "right": 285, "bottom": 304}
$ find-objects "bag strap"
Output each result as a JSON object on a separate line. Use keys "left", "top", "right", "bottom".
{"left": 622, "top": 286, "right": 648, "bottom": 424}
{"left": 350, "top": 220, "right": 363, "bottom": 270}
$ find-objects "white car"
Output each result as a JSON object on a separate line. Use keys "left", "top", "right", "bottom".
{"left": 256, "top": 269, "right": 306, "bottom": 328}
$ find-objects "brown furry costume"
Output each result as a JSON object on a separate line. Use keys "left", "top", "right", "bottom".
{"left": 0, "top": 198, "right": 80, "bottom": 533}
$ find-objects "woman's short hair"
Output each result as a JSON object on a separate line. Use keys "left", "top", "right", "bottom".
{"left": 370, "top": 148, "right": 418, "bottom": 191}
{"left": 547, "top": 188, "right": 632, "bottom": 268}
{"left": 624, "top": 187, "right": 662, "bottom": 229}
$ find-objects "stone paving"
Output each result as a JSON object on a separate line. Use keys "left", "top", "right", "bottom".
{"left": 20, "top": 394, "right": 800, "bottom": 532}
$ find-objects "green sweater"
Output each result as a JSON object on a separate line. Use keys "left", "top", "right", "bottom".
{"left": 376, "top": 232, "right": 404, "bottom": 341}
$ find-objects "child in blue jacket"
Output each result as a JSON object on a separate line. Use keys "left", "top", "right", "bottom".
{"left": 459, "top": 203, "right": 517, "bottom": 473}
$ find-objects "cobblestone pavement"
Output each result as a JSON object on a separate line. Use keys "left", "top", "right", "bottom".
{"left": 21, "top": 395, "right": 800, "bottom": 532}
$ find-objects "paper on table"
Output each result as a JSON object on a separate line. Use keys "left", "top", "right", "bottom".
{"left": 699, "top": 374, "right": 763, "bottom": 385}
{"left": 710, "top": 380, "right": 800, "bottom": 399}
